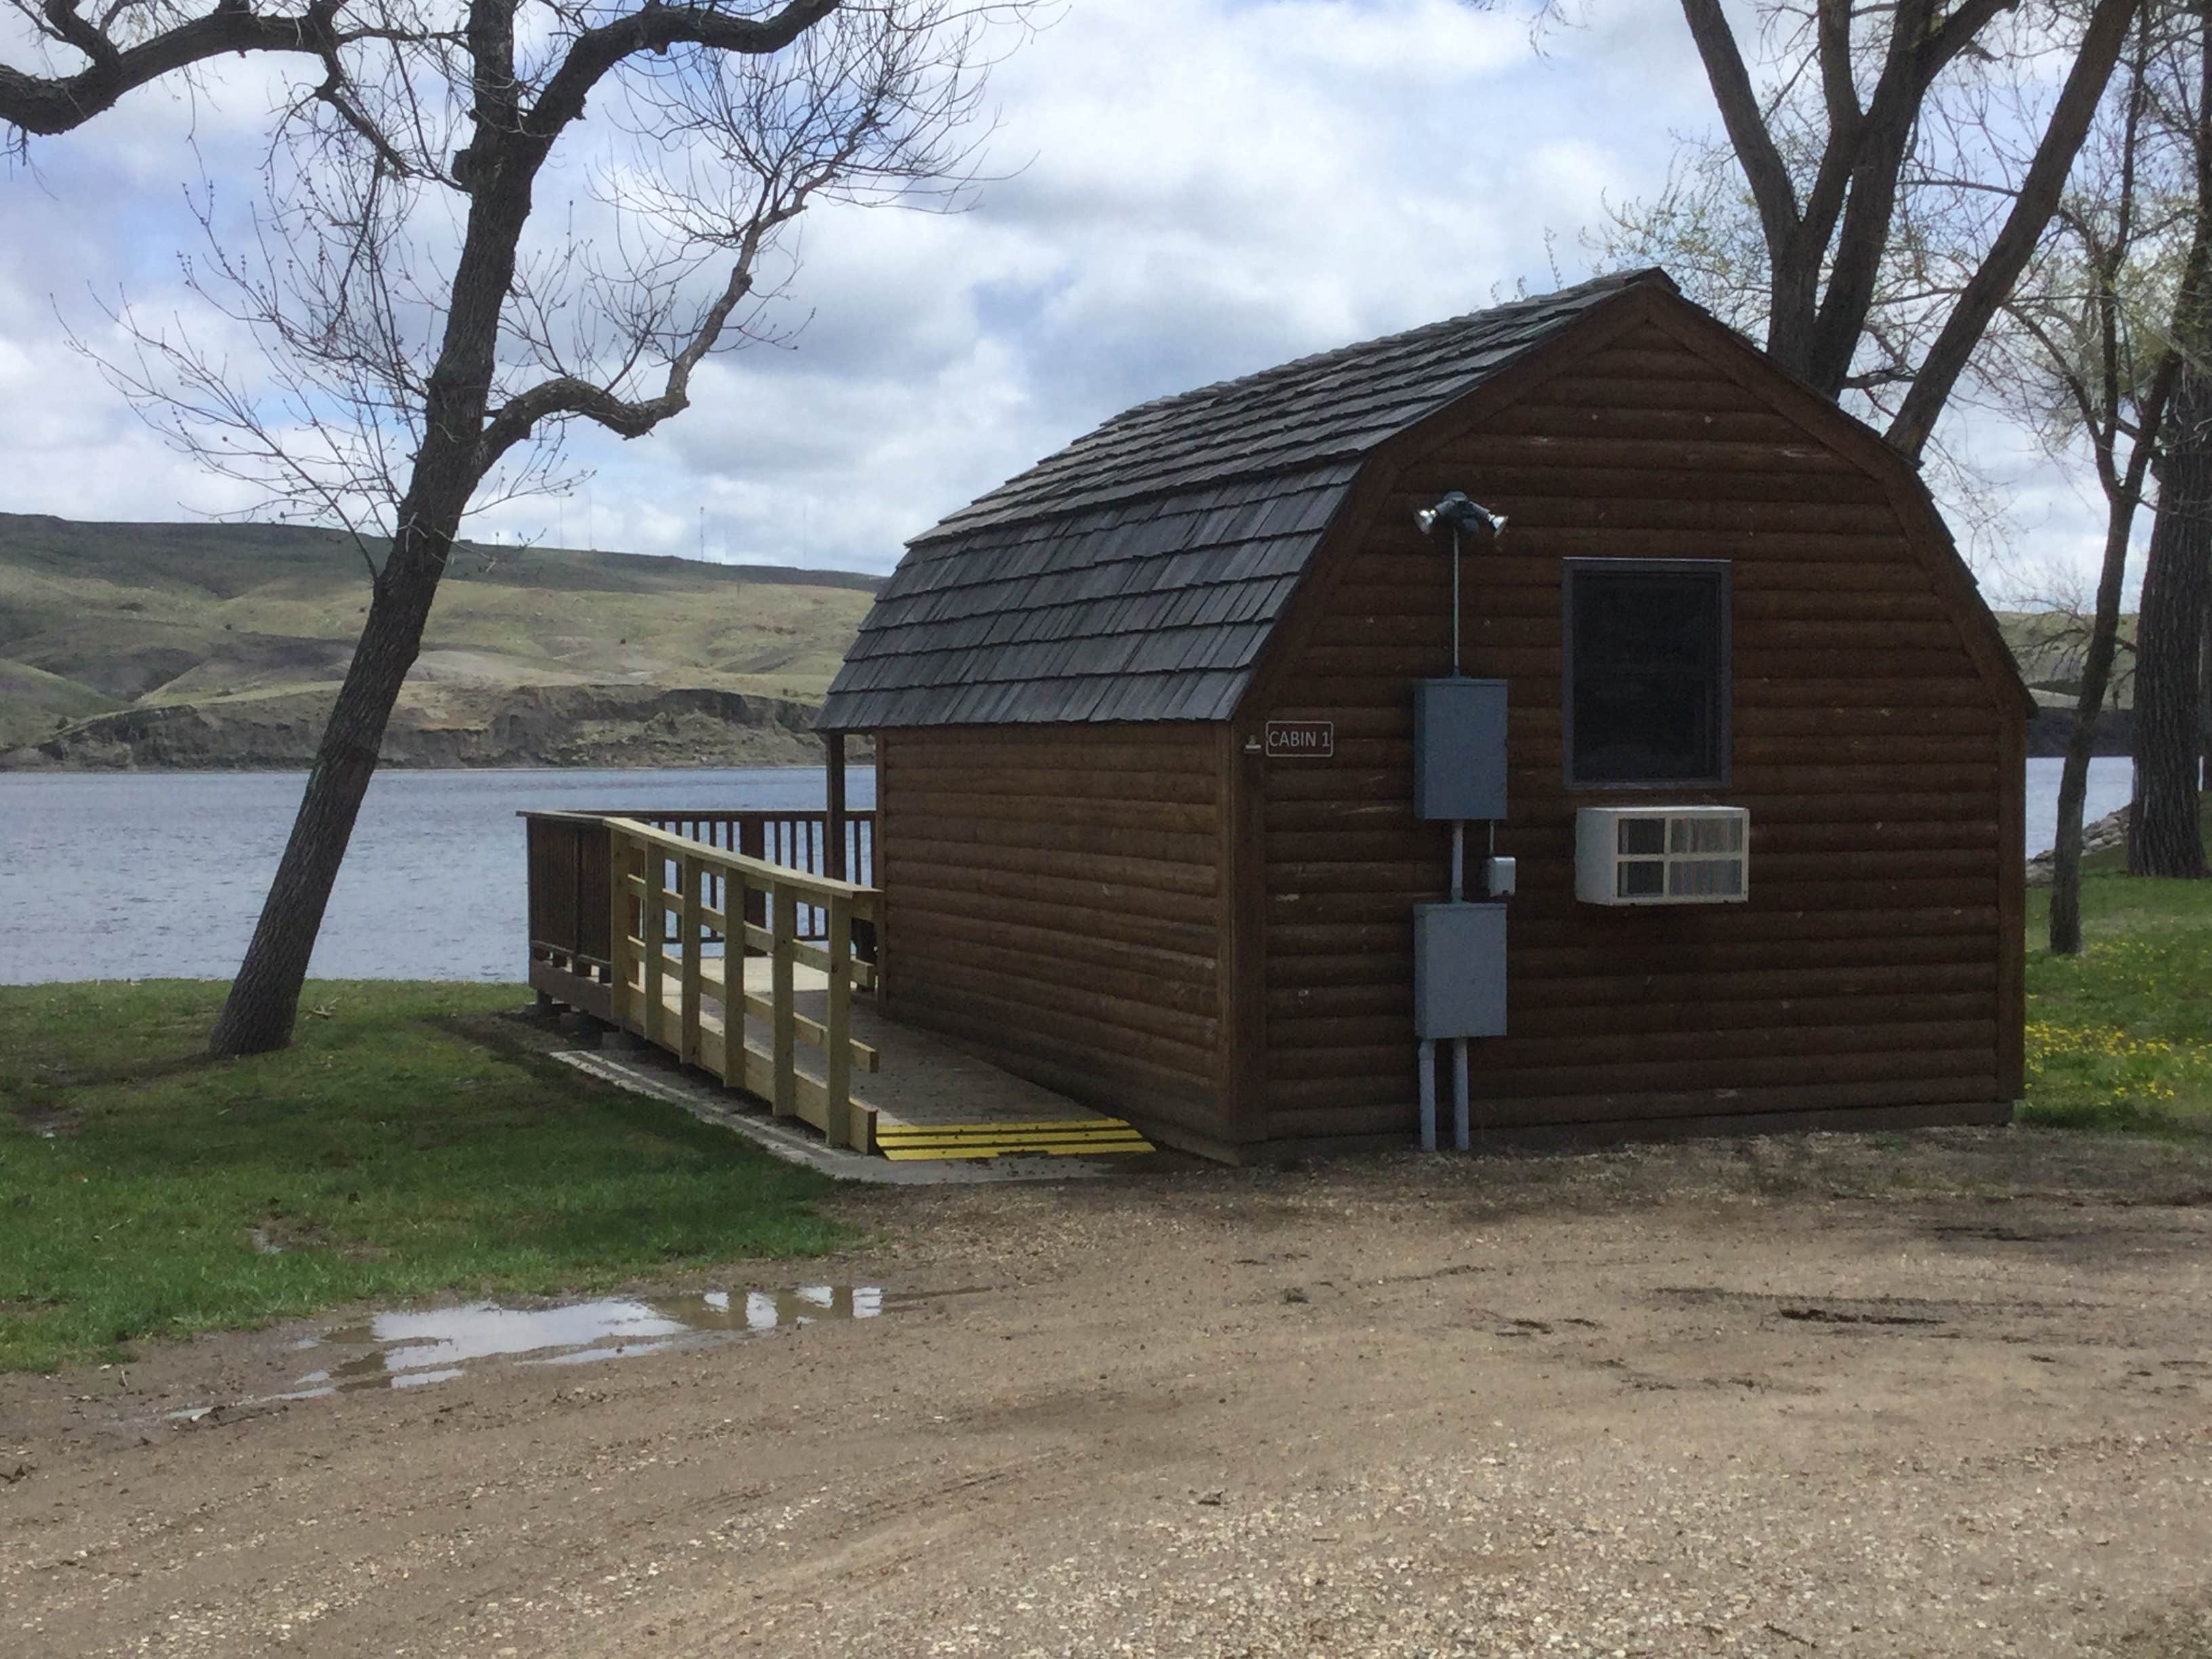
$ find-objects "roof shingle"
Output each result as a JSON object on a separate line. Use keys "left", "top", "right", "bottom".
{"left": 820, "top": 270, "right": 1669, "bottom": 730}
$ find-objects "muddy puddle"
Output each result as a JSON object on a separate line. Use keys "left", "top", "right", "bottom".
{"left": 167, "top": 1286, "right": 919, "bottom": 1422}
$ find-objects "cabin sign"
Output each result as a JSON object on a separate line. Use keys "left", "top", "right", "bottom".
{"left": 1265, "top": 720, "right": 1334, "bottom": 759}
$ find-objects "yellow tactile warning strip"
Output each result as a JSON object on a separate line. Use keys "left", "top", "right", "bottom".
{"left": 873, "top": 1118, "right": 1155, "bottom": 1161}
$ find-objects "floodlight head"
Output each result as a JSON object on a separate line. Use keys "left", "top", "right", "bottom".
{"left": 1414, "top": 491, "right": 1507, "bottom": 541}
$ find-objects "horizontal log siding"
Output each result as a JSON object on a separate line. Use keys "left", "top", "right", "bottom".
{"left": 1258, "top": 323, "right": 2011, "bottom": 1139}
{"left": 880, "top": 724, "right": 1230, "bottom": 1139}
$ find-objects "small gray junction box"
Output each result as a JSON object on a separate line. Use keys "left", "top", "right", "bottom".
{"left": 1414, "top": 901, "right": 1507, "bottom": 1040}
{"left": 1414, "top": 678, "right": 1507, "bottom": 821}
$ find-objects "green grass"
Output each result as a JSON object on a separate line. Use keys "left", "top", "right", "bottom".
{"left": 0, "top": 981, "right": 848, "bottom": 1373}
{"left": 2024, "top": 801, "right": 2212, "bottom": 1136}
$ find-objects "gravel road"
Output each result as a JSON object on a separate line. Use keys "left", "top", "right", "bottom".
{"left": 5, "top": 1128, "right": 2211, "bottom": 1657}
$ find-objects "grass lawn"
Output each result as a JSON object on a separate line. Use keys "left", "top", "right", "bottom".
{"left": 0, "top": 981, "right": 847, "bottom": 1374}
{"left": 2023, "top": 795, "right": 2212, "bottom": 1135}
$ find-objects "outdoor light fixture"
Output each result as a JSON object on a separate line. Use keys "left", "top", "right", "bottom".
{"left": 1414, "top": 491, "right": 1507, "bottom": 541}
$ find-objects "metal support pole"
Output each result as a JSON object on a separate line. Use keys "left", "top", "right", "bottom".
{"left": 1452, "top": 1038, "right": 1470, "bottom": 1151}
{"left": 1450, "top": 527, "right": 1462, "bottom": 676}
{"left": 1450, "top": 820, "right": 1465, "bottom": 903}
{"left": 1417, "top": 1038, "right": 1437, "bottom": 1152}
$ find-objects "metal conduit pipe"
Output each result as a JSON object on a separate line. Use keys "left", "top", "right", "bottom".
{"left": 1414, "top": 492, "right": 1508, "bottom": 1154}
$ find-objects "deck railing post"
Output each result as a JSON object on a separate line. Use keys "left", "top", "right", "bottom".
{"left": 606, "top": 827, "right": 634, "bottom": 1030}
{"left": 770, "top": 878, "right": 797, "bottom": 1120}
{"left": 572, "top": 819, "right": 591, "bottom": 977}
{"left": 642, "top": 849, "right": 666, "bottom": 1048}
{"left": 739, "top": 818, "right": 766, "bottom": 954}
{"left": 825, "top": 893, "right": 855, "bottom": 1149}
{"left": 680, "top": 853, "right": 702, "bottom": 1067}
{"left": 825, "top": 733, "right": 846, "bottom": 882}
{"left": 722, "top": 862, "right": 746, "bottom": 1086}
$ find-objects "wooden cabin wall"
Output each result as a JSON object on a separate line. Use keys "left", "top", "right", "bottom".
{"left": 1256, "top": 319, "right": 2020, "bottom": 1143}
{"left": 877, "top": 722, "right": 1235, "bottom": 1146}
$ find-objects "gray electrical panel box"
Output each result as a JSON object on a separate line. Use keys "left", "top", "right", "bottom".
{"left": 1414, "top": 677, "right": 1507, "bottom": 821}
{"left": 1414, "top": 901, "right": 1507, "bottom": 1039}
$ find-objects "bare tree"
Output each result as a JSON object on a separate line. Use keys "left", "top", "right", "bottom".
{"left": 1608, "top": 1, "right": 2135, "bottom": 461}
{"left": 1598, "top": 3, "right": 2212, "bottom": 937}
{"left": 0, "top": 0, "right": 1028, "bottom": 1054}
{"left": 2127, "top": 3, "right": 2212, "bottom": 880}
{"left": 2131, "top": 377, "right": 2212, "bottom": 875}
{"left": 1994, "top": 1, "right": 2198, "bottom": 941}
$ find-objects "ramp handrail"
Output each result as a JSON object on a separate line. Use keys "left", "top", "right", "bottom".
{"left": 580, "top": 807, "right": 875, "bottom": 891}
{"left": 527, "top": 811, "right": 881, "bottom": 1153}
{"left": 605, "top": 816, "right": 879, "bottom": 1153}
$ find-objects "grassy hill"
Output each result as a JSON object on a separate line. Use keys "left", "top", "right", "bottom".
{"left": 1994, "top": 609, "right": 2137, "bottom": 712}
{"left": 0, "top": 514, "right": 2140, "bottom": 768}
{"left": 0, "top": 514, "right": 880, "bottom": 766}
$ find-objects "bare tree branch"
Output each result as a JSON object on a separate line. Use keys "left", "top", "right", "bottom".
{"left": 1645, "top": 0, "right": 2134, "bottom": 444}
{"left": 478, "top": 248, "right": 766, "bottom": 464}
{"left": 1, "top": 0, "right": 346, "bottom": 138}
{"left": 1890, "top": 0, "right": 2139, "bottom": 456}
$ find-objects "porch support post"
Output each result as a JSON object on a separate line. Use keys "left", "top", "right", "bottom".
{"left": 824, "top": 727, "right": 848, "bottom": 882}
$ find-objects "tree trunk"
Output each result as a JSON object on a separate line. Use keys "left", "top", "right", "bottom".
{"left": 205, "top": 22, "right": 554, "bottom": 1057}
{"left": 2200, "top": 583, "right": 2211, "bottom": 792}
{"left": 206, "top": 525, "right": 459, "bottom": 1054}
{"left": 2129, "top": 365, "right": 2212, "bottom": 879}
{"left": 2051, "top": 487, "right": 2147, "bottom": 951}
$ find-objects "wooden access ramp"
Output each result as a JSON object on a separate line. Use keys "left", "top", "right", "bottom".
{"left": 632, "top": 960, "right": 1156, "bottom": 1161}
{"left": 525, "top": 810, "right": 1151, "bottom": 1163}
{"left": 771, "top": 964, "right": 1155, "bottom": 1161}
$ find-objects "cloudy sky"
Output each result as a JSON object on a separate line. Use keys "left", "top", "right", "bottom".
{"left": 0, "top": 0, "right": 2105, "bottom": 598}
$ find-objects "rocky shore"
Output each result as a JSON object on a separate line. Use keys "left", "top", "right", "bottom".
{"left": 2025, "top": 801, "right": 2131, "bottom": 886}
{"left": 0, "top": 683, "right": 845, "bottom": 771}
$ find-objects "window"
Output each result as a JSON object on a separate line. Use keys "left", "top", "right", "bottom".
{"left": 1563, "top": 559, "right": 1730, "bottom": 787}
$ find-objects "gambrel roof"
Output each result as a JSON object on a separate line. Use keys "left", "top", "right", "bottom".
{"left": 819, "top": 269, "right": 1676, "bottom": 730}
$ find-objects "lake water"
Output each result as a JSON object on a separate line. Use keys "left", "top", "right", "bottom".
{"left": 0, "top": 757, "right": 2131, "bottom": 985}
{"left": 0, "top": 767, "right": 874, "bottom": 985}
{"left": 2023, "top": 754, "right": 2134, "bottom": 863}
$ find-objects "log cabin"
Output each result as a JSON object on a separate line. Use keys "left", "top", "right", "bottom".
{"left": 816, "top": 269, "right": 2030, "bottom": 1162}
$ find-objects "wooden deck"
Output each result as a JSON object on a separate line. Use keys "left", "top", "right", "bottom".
{"left": 523, "top": 807, "right": 1149, "bottom": 1161}
{"left": 750, "top": 960, "right": 1086, "bottom": 1126}
{"left": 739, "top": 963, "right": 1152, "bottom": 1158}
{"left": 594, "top": 959, "right": 1151, "bottom": 1158}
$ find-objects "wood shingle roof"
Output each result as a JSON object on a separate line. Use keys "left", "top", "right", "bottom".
{"left": 820, "top": 268, "right": 1673, "bottom": 730}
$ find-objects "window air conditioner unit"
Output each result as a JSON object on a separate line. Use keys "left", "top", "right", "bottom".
{"left": 1574, "top": 806, "right": 1748, "bottom": 906}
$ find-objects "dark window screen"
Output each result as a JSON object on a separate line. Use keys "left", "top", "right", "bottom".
{"left": 1566, "top": 563, "right": 1729, "bottom": 786}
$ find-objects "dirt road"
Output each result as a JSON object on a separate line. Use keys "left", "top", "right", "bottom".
{"left": 5, "top": 1129, "right": 2211, "bottom": 1657}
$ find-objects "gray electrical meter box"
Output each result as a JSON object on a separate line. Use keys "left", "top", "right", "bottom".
{"left": 1414, "top": 677, "right": 1507, "bottom": 821}
{"left": 1414, "top": 901, "right": 1507, "bottom": 1039}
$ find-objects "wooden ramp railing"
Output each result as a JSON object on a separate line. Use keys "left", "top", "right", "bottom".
{"left": 524, "top": 810, "right": 881, "bottom": 1153}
